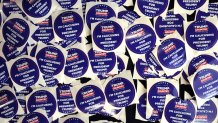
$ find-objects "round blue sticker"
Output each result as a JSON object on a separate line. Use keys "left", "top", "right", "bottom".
{"left": 193, "top": 68, "right": 218, "bottom": 99}
{"left": 155, "top": 11, "right": 184, "bottom": 38}
{"left": 65, "top": 48, "right": 89, "bottom": 78}
{"left": 118, "top": 10, "right": 140, "bottom": 25}
{"left": 93, "top": 20, "right": 123, "bottom": 51}
{"left": 101, "top": 0, "right": 126, "bottom": 6}
{"left": 0, "top": 56, "right": 9, "bottom": 84}
{"left": 56, "top": 84, "right": 76, "bottom": 114}
{"left": 75, "top": 85, "right": 105, "bottom": 114}
{"left": 105, "top": 77, "right": 135, "bottom": 108}
{"left": 27, "top": 90, "right": 56, "bottom": 118}
{"left": 54, "top": 11, "right": 83, "bottom": 41}
{"left": 22, "top": 112, "right": 49, "bottom": 123}
{"left": 2, "top": 0, "right": 24, "bottom": 17}
{"left": 2, "top": 42, "right": 23, "bottom": 61}
{"left": 32, "top": 16, "right": 54, "bottom": 44}
{"left": 196, "top": 10, "right": 210, "bottom": 20}
{"left": 188, "top": 54, "right": 218, "bottom": 75}
{"left": 0, "top": 89, "right": 18, "bottom": 118}
{"left": 157, "top": 38, "right": 186, "bottom": 69}
{"left": 86, "top": 4, "right": 116, "bottom": 29}
{"left": 36, "top": 46, "right": 65, "bottom": 76}
{"left": 137, "top": 0, "right": 169, "bottom": 17}
{"left": 10, "top": 57, "right": 40, "bottom": 87}
{"left": 2, "top": 18, "right": 30, "bottom": 48}
{"left": 136, "top": 59, "right": 158, "bottom": 79}
{"left": 195, "top": 100, "right": 217, "bottom": 123}
{"left": 164, "top": 98, "right": 196, "bottom": 123}
{"left": 185, "top": 20, "right": 218, "bottom": 51}
{"left": 126, "top": 24, "right": 156, "bottom": 54}
{"left": 63, "top": 118, "right": 84, "bottom": 123}
{"left": 56, "top": 0, "right": 77, "bottom": 9}
{"left": 22, "top": 0, "right": 52, "bottom": 18}
{"left": 42, "top": 75, "right": 59, "bottom": 87}
{"left": 148, "top": 81, "right": 179, "bottom": 120}
{"left": 177, "top": 0, "right": 206, "bottom": 10}
{"left": 88, "top": 48, "right": 116, "bottom": 75}
{"left": 117, "top": 56, "right": 125, "bottom": 73}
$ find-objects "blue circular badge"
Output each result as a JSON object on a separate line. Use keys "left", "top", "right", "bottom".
{"left": 36, "top": 46, "right": 65, "bottom": 76}
{"left": 54, "top": 11, "right": 83, "bottom": 41}
{"left": 105, "top": 77, "right": 135, "bottom": 108}
{"left": 88, "top": 48, "right": 116, "bottom": 75}
{"left": 0, "top": 56, "right": 9, "bottom": 84}
{"left": 148, "top": 81, "right": 179, "bottom": 120}
{"left": 196, "top": 10, "right": 210, "bottom": 20}
{"left": 75, "top": 85, "right": 105, "bottom": 114}
{"left": 56, "top": 84, "right": 76, "bottom": 114}
{"left": 188, "top": 54, "right": 218, "bottom": 75}
{"left": 193, "top": 68, "right": 218, "bottom": 99}
{"left": 56, "top": 0, "right": 77, "bottom": 9}
{"left": 157, "top": 38, "right": 186, "bottom": 69}
{"left": 63, "top": 118, "right": 84, "bottom": 123}
{"left": 126, "top": 24, "right": 156, "bottom": 54}
{"left": 185, "top": 20, "right": 218, "bottom": 51}
{"left": 22, "top": 112, "right": 49, "bottom": 123}
{"left": 10, "top": 57, "right": 40, "bottom": 87}
{"left": 177, "top": 0, "right": 206, "bottom": 10}
{"left": 86, "top": 4, "right": 116, "bottom": 29}
{"left": 2, "top": 18, "right": 30, "bottom": 47}
{"left": 145, "top": 50, "right": 163, "bottom": 71}
{"left": 101, "top": 0, "right": 126, "bottom": 6}
{"left": 93, "top": 20, "right": 123, "bottom": 51}
{"left": 137, "top": 0, "right": 169, "bottom": 17}
{"left": 195, "top": 100, "right": 217, "bottom": 123}
{"left": 27, "top": 90, "right": 56, "bottom": 118}
{"left": 118, "top": 10, "right": 140, "bottom": 25}
{"left": 155, "top": 11, "right": 184, "bottom": 38}
{"left": 2, "top": 0, "right": 24, "bottom": 17}
{"left": 65, "top": 48, "right": 89, "bottom": 78}
{"left": 136, "top": 59, "right": 158, "bottom": 79}
{"left": 22, "top": 0, "right": 51, "bottom": 18}
{"left": 164, "top": 98, "right": 196, "bottom": 123}
{"left": 32, "top": 16, "right": 54, "bottom": 44}
{"left": 2, "top": 42, "right": 22, "bottom": 61}
{"left": 42, "top": 75, "right": 59, "bottom": 87}
{"left": 117, "top": 56, "right": 125, "bottom": 73}
{"left": 0, "top": 89, "right": 18, "bottom": 118}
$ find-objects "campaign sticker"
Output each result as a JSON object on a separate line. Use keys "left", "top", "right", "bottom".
{"left": 65, "top": 48, "right": 89, "bottom": 78}
{"left": 59, "top": 113, "right": 89, "bottom": 123}
{"left": 193, "top": 68, "right": 218, "bottom": 99}
{"left": 21, "top": 112, "right": 49, "bottom": 123}
{"left": 36, "top": 45, "right": 65, "bottom": 76}
{"left": 58, "top": 37, "right": 82, "bottom": 48}
{"left": 56, "top": 0, "right": 77, "bottom": 9}
{"left": 2, "top": 17, "right": 30, "bottom": 48}
{"left": 187, "top": 54, "right": 218, "bottom": 76}
{"left": 92, "top": 20, "right": 124, "bottom": 51}
{"left": 195, "top": 100, "right": 217, "bottom": 123}
{"left": 157, "top": 38, "right": 186, "bottom": 69}
{"left": 75, "top": 85, "right": 105, "bottom": 114}
{"left": 126, "top": 24, "right": 156, "bottom": 54}
{"left": 185, "top": 20, "right": 218, "bottom": 51}
{"left": 62, "top": 118, "right": 84, "bottom": 123}
{"left": 27, "top": 90, "right": 56, "bottom": 118}
{"left": 1, "top": 42, "right": 24, "bottom": 61}
{"left": 88, "top": 48, "right": 116, "bottom": 75}
{"left": 101, "top": 0, "right": 126, "bottom": 6}
{"left": 177, "top": 0, "right": 206, "bottom": 10}
{"left": 56, "top": 85, "right": 76, "bottom": 114}
{"left": 0, "top": 56, "right": 9, "bottom": 84}
{"left": 32, "top": 16, "right": 54, "bottom": 44}
{"left": 53, "top": 11, "right": 84, "bottom": 41}
{"left": 9, "top": 57, "right": 40, "bottom": 89}
{"left": 196, "top": 3, "right": 218, "bottom": 20}
{"left": 164, "top": 97, "right": 196, "bottom": 123}
{"left": 117, "top": 56, "right": 125, "bottom": 73}
{"left": 104, "top": 75, "right": 135, "bottom": 108}
{"left": 86, "top": 3, "right": 116, "bottom": 30}
{"left": 145, "top": 50, "right": 163, "bottom": 72}
{"left": 0, "top": 89, "right": 18, "bottom": 119}
{"left": 42, "top": 75, "right": 59, "bottom": 87}
{"left": 2, "top": 0, "right": 24, "bottom": 17}
{"left": 155, "top": 11, "right": 184, "bottom": 39}
{"left": 118, "top": 10, "right": 140, "bottom": 25}
{"left": 136, "top": 0, "right": 169, "bottom": 18}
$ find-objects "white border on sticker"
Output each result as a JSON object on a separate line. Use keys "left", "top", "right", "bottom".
{"left": 59, "top": 113, "right": 89, "bottom": 123}
{"left": 100, "top": 0, "right": 133, "bottom": 6}
{"left": 55, "top": 0, "right": 82, "bottom": 10}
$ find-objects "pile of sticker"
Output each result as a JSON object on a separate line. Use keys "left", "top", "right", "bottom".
{"left": 0, "top": 0, "right": 218, "bottom": 123}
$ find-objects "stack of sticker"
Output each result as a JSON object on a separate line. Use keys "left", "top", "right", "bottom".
{"left": 0, "top": 0, "right": 218, "bottom": 123}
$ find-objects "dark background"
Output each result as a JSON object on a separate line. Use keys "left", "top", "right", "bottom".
{"left": 87, "top": 0, "right": 218, "bottom": 122}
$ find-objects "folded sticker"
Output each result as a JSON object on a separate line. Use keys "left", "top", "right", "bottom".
{"left": 195, "top": 3, "right": 218, "bottom": 20}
